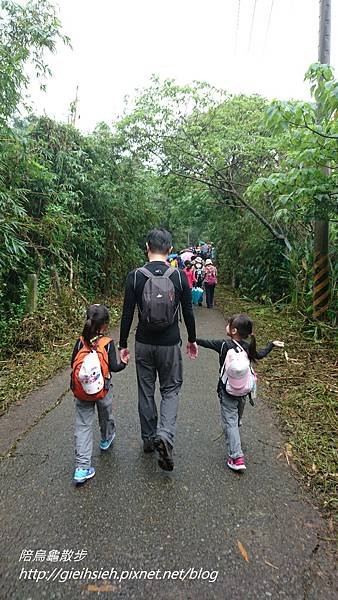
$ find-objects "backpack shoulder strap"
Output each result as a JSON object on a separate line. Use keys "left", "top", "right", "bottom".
{"left": 233, "top": 340, "right": 244, "bottom": 352}
{"left": 97, "top": 336, "right": 112, "bottom": 348}
{"left": 134, "top": 267, "right": 154, "bottom": 290}
{"left": 221, "top": 339, "right": 233, "bottom": 354}
{"left": 220, "top": 341, "right": 226, "bottom": 364}
{"left": 233, "top": 340, "right": 249, "bottom": 356}
{"left": 220, "top": 340, "right": 230, "bottom": 378}
{"left": 72, "top": 342, "right": 90, "bottom": 369}
{"left": 163, "top": 267, "right": 183, "bottom": 292}
{"left": 95, "top": 336, "right": 112, "bottom": 370}
{"left": 162, "top": 266, "right": 175, "bottom": 278}
{"left": 176, "top": 268, "right": 183, "bottom": 292}
{"left": 138, "top": 266, "right": 154, "bottom": 279}
{"left": 219, "top": 340, "right": 230, "bottom": 365}
{"left": 221, "top": 338, "right": 239, "bottom": 360}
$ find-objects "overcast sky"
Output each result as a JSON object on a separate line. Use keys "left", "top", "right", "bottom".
{"left": 29, "top": 0, "right": 338, "bottom": 131}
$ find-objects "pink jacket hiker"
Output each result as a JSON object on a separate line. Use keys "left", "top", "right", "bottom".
{"left": 204, "top": 265, "right": 217, "bottom": 285}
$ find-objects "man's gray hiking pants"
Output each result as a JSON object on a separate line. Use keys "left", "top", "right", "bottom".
{"left": 74, "top": 388, "right": 115, "bottom": 469}
{"left": 135, "top": 341, "right": 183, "bottom": 447}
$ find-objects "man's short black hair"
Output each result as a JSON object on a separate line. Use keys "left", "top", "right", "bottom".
{"left": 147, "top": 228, "right": 172, "bottom": 254}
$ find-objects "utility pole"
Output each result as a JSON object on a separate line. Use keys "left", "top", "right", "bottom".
{"left": 313, "top": 0, "right": 331, "bottom": 319}
{"left": 69, "top": 85, "right": 79, "bottom": 127}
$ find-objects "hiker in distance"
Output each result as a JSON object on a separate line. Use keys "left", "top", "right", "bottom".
{"left": 119, "top": 228, "right": 198, "bottom": 471}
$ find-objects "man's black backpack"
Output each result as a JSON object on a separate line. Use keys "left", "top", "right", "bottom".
{"left": 135, "top": 266, "right": 181, "bottom": 331}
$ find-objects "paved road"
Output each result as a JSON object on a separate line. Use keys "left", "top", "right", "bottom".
{"left": 1, "top": 306, "right": 336, "bottom": 600}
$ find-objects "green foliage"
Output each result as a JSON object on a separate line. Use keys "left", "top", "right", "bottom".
{"left": 119, "top": 80, "right": 283, "bottom": 235}
{"left": 212, "top": 207, "right": 288, "bottom": 301}
{"left": 0, "top": 116, "right": 159, "bottom": 318}
{"left": 252, "top": 63, "right": 338, "bottom": 223}
{"left": 1, "top": 0, "right": 337, "bottom": 347}
{"left": 0, "top": 0, "right": 70, "bottom": 126}
{"left": 117, "top": 70, "right": 337, "bottom": 322}
{"left": 0, "top": 0, "right": 68, "bottom": 305}
{"left": 0, "top": 1, "right": 159, "bottom": 336}
{"left": 118, "top": 78, "right": 293, "bottom": 299}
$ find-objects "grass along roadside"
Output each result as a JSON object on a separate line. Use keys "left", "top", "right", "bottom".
{"left": 217, "top": 286, "right": 338, "bottom": 525}
{"left": 0, "top": 290, "right": 123, "bottom": 415}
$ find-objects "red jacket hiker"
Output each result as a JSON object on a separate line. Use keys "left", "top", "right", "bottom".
{"left": 183, "top": 267, "right": 197, "bottom": 289}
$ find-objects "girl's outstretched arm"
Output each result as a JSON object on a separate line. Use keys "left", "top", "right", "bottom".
{"left": 196, "top": 338, "right": 224, "bottom": 353}
{"left": 255, "top": 340, "right": 284, "bottom": 359}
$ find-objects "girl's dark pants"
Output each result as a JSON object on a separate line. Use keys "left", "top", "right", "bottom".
{"left": 205, "top": 283, "right": 216, "bottom": 308}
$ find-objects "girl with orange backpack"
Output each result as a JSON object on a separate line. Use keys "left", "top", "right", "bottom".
{"left": 71, "top": 304, "right": 128, "bottom": 484}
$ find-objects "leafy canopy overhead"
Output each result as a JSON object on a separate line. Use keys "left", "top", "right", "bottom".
{"left": 0, "top": 0, "right": 70, "bottom": 126}
{"left": 248, "top": 63, "right": 338, "bottom": 223}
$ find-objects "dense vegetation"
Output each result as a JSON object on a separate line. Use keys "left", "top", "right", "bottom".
{"left": 0, "top": 0, "right": 160, "bottom": 352}
{"left": 117, "top": 72, "right": 337, "bottom": 325}
{"left": 1, "top": 0, "right": 337, "bottom": 350}
{"left": 0, "top": 0, "right": 337, "bottom": 521}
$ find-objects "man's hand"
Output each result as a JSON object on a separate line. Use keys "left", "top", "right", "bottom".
{"left": 187, "top": 341, "right": 198, "bottom": 359}
{"left": 119, "top": 348, "right": 131, "bottom": 364}
{"left": 272, "top": 340, "right": 284, "bottom": 348}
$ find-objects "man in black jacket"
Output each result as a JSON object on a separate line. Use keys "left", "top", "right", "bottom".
{"left": 119, "top": 228, "right": 198, "bottom": 471}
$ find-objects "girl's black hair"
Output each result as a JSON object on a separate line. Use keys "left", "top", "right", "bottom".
{"left": 82, "top": 304, "right": 110, "bottom": 346}
{"left": 228, "top": 314, "right": 258, "bottom": 361}
{"left": 185, "top": 260, "right": 192, "bottom": 268}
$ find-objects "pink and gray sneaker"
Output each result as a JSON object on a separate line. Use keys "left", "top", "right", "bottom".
{"left": 227, "top": 456, "right": 246, "bottom": 471}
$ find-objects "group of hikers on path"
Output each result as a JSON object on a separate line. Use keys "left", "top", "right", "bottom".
{"left": 168, "top": 243, "right": 218, "bottom": 309}
{"left": 71, "top": 229, "right": 284, "bottom": 484}
{"left": 182, "top": 257, "right": 218, "bottom": 309}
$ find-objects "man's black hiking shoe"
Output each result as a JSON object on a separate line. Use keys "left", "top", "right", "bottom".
{"left": 143, "top": 439, "right": 156, "bottom": 453}
{"left": 154, "top": 436, "right": 174, "bottom": 471}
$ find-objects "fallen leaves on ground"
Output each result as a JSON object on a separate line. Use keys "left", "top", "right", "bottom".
{"left": 217, "top": 286, "right": 338, "bottom": 529}
{"left": 236, "top": 540, "right": 249, "bottom": 562}
{"left": 264, "top": 560, "right": 279, "bottom": 570}
{"left": 85, "top": 582, "right": 121, "bottom": 593}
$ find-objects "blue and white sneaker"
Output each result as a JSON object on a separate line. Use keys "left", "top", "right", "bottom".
{"left": 100, "top": 431, "right": 116, "bottom": 451}
{"left": 73, "top": 467, "right": 96, "bottom": 484}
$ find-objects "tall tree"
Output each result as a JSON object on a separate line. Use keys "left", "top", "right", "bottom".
{"left": 118, "top": 78, "right": 291, "bottom": 250}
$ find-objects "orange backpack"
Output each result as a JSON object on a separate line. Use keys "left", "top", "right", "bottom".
{"left": 71, "top": 336, "right": 112, "bottom": 401}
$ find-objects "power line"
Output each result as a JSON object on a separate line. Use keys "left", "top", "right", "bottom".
{"left": 234, "top": 0, "right": 241, "bottom": 55}
{"left": 263, "top": 0, "right": 274, "bottom": 54}
{"left": 248, "top": 0, "right": 258, "bottom": 53}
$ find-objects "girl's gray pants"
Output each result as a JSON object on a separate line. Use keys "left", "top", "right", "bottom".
{"left": 74, "top": 388, "right": 115, "bottom": 469}
{"left": 219, "top": 388, "right": 246, "bottom": 459}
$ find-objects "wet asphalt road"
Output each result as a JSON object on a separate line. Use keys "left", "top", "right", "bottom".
{"left": 0, "top": 306, "right": 336, "bottom": 600}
